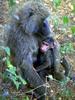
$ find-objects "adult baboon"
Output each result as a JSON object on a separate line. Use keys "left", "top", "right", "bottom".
{"left": 7, "top": 2, "right": 50, "bottom": 100}
{"left": 7, "top": 1, "right": 65, "bottom": 100}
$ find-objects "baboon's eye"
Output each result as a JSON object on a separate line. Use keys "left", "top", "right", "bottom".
{"left": 43, "top": 23, "right": 46, "bottom": 27}
{"left": 43, "top": 41, "right": 49, "bottom": 46}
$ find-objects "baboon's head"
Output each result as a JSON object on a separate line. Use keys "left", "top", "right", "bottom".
{"left": 13, "top": 2, "right": 53, "bottom": 38}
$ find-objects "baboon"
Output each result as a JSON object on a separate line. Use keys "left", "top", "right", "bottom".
{"left": 7, "top": 2, "right": 51, "bottom": 100}
{"left": 34, "top": 37, "right": 66, "bottom": 81}
{"left": 7, "top": 1, "right": 69, "bottom": 100}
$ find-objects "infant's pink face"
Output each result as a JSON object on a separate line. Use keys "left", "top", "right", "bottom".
{"left": 40, "top": 41, "right": 54, "bottom": 53}
{"left": 40, "top": 42, "right": 50, "bottom": 53}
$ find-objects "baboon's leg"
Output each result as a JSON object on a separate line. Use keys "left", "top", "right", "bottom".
{"left": 61, "top": 57, "right": 71, "bottom": 76}
{"left": 20, "top": 58, "right": 46, "bottom": 100}
{"left": 52, "top": 41, "right": 65, "bottom": 80}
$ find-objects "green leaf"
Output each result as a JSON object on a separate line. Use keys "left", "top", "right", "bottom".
{"left": 4, "top": 47, "right": 10, "bottom": 56}
{"left": 71, "top": 26, "right": 75, "bottom": 35}
{"left": 53, "top": 0, "right": 61, "bottom": 7}
{"left": 16, "top": 82, "right": 21, "bottom": 90}
{"left": 18, "top": 75, "right": 27, "bottom": 85}
{"left": 6, "top": 59, "right": 13, "bottom": 68}
{"left": 72, "top": 4, "right": 75, "bottom": 12}
{"left": 6, "top": 67, "right": 16, "bottom": 75}
{"left": 0, "top": 46, "right": 10, "bottom": 56}
{"left": 24, "top": 96, "right": 30, "bottom": 100}
{"left": 13, "top": 79, "right": 21, "bottom": 90}
{"left": 7, "top": 0, "right": 16, "bottom": 7}
{"left": 62, "top": 16, "right": 69, "bottom": 24}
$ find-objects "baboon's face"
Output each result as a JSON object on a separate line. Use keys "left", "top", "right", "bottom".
{"left": 21, "top": 13, "right": 51, "bottom": 39}
{"left": 41, "top": 17, "right": 52, "bottom": 37}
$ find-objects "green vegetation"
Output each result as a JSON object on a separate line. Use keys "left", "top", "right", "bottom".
{"left": 60, "top": 42, "right": 75, "bottom": 54}
{"left": 7, "top": 0, "right": 16, "bottom": 7}
{"left": 0, "top": 46, "right": 27, "bottom": 90}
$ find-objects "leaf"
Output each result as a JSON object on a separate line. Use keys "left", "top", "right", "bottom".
{"left": 7, "top": 0, "right": 16, "bottom": 7}
{"left": 71, "top": 26, "right": 75, "bottom": 35}
{"left": 24, "top": 96, "right": 30, "bottom": 100}
{"left": 6, "top": 67, "right": 16, "bottom": 75}
{"left": 4, "top": 47, "right": 10, "bottom": 56}
{"left": 72, "top": 4, "right": 75, "bottom": 12}
{"left": 53, "top": 0, "right": 61, "bottom": 7}
{"left": 13, "top": 80, "right": 21, "bottom": 90}
{"left": 6, "top": 59, "right": 13, "bottom": 68}
{"left": 18, "top": 75, "right": 27, "bottom": 85}
{"left": 62, "top": 16, "right": 69, "bottom": 24}
{"left": 0, "top": 46, "right": 10, "bottom": 56}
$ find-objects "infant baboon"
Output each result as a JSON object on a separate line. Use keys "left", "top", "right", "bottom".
{"left": 34, "top": 36, "right": 71, "bottom": 81}
{"left": 34, "top": 37, "right": 66, "bottom": 81}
